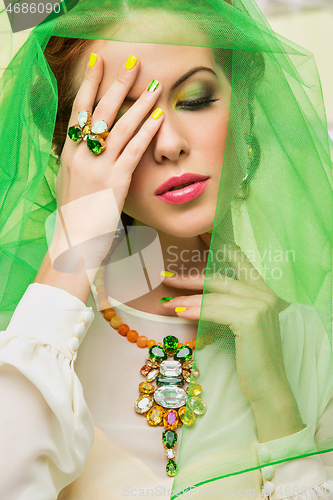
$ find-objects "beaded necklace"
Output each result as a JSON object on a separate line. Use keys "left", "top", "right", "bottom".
{"left": 94, "top": 265, "right": 207, "bottom": 477}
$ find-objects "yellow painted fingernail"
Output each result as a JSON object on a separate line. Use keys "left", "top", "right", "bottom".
{"left": 125, "top": 55, "right": 138, "bottom": 70}
{"left": 207, "top": 229, "right": 213, "bottom": 234}
{"left": 152, "top": 108, "right": 163, "bottom": 120}
{"left": 88, "top": 52, "right": 98, "bottom": 68}
{"left": 160, "top": 271, "right": 175, "bottom": 278}
{"left": 175, "top": 307, "right": 186, "bottom": 313}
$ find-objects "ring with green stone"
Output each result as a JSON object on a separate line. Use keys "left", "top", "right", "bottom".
{"left": 67, "top": 110, "right": 110, "bottom": 155}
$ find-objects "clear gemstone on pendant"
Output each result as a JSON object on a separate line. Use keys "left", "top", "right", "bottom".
{"left": 157, "top": 375, "right": 184, "bottom": 386}
{"left": 160, "top": 360, "right": 182, "bottom": 377}
{"left": 146, "top": 368, "right": 159, "bottom": 382}
{"left": 78, "top": 110, "right": 89, "bottom": 128}
{"left": 134, "top": 394, "right": 154, "bottom": 414}
{"left": 165, "top": 448, "right": 175, "bottom": 459}
{"left": 154, "top": 386, "right": 187, "bottom": 409}
{"left": 188, "top": 396, "right": 207, "bottom": 415}
{"left": 91, "top": 120, "right": 108, "bottom": 134}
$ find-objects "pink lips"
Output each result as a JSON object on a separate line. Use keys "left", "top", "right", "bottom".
{"left": 155, "top": 173, "right": 210, "bottom": 205}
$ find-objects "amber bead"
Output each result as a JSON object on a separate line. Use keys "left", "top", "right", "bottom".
{"left": 137, "top": 336, "right": 148, "bottom": 348}
{"left": 104, "top": 308, "right": 116, "bottom": 320}
{"left": 95, "top": 278, "right": 104, "bottom": 286}
{"left": 185, "top": 341, "right": 193, "bottom": 350}
{"left": 177, "top": 343, "right": 184, "bottom": 349}
{"left": 118, "top": 324, "right": 129, "bottom": 337}
{"left": 110, "top": 316, "right": 122, "bottom": 329}
{"left": 147, "top": 339, "right": 156, "bottom": 348}
{"left": 97, "top": 292, "right": 108, "bottom": 301}
{"left": 203, "top": 332, "right": 214, "bottom": 345}
{"left": 195, "top": 338, "right": 204, "bottom": 350}
{"left": 127, "top": 329, "right": 139, "bottom": 343}
{"left": 96, "top": 285, "right": 105, "bottom": 293}
{"left": 99, "top": 299, "right": 111, "bottom": 310}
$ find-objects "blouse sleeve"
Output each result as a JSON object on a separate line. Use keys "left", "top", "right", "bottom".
{"left": 0, "top": 283, "right": 95, "bottom": 500}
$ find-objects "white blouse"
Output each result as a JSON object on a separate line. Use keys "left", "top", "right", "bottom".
{"left": 0, "top": 282, "right": 333, "bottom": 500}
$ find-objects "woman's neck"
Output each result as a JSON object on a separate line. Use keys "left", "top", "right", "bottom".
{"left": 102, "top": 208, "right": 236, "bottom": 315}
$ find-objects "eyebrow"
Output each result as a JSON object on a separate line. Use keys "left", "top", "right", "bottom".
{"left": 93, "top": 66, "right": 217, "bottom": 110}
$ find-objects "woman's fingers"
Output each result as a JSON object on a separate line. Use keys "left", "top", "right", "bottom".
{"left": 91, "top": 55, "right": 140, "bottom": 129}
{"left": 107, "top": 80, "right": 162, "bottom": 162}
{"left": 114, "top": 108, "right": 164, "bottom": 175}
{"left": 70, "top": 52, "right": 104, "bottom": 123}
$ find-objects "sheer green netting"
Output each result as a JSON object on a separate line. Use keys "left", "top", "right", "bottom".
{"left": 0, "top": 0, "right": 332, "bottom": 497}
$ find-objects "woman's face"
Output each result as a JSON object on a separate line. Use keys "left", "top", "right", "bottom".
{"left": 80, "top": 23, "right": 240, "bottom": 238}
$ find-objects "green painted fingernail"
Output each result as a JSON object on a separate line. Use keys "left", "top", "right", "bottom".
{"left": 160, "top": 297, "right": 174, "bottom": 303}
{"left": 147, "top": 79, "right": 159, "bottom": 92}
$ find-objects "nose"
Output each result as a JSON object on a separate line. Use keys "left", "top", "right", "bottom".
{"left": 152, "top": 112, "right": 190, "bottom": 164}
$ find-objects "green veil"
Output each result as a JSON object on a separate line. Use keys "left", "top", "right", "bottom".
{"left": 0, "top": 0, "right": 332, "bottom": 498}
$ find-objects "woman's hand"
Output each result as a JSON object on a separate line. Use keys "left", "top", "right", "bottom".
{"left": 53, "top": 53, "right": 163, "bottom": 271}
{"left": 161, "top": 234, "right": 304, "bottom": 441}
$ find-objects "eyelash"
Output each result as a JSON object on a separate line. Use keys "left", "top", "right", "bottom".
{"left": 176, "top": 97, "right": 220, "bottom": 110}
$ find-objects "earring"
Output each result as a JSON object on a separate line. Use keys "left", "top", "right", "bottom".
{"left": 235, "top": 133, "right": 260, "bottom": 200}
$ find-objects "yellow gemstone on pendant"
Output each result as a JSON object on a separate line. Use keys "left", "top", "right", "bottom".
{"left": 139, "top": 382, "right": 155, "bottom": 394}
{"left": 188, "top": 383, "right": 202, "bottom": 397}
{"left": 147, "top": 405, "right": 164, "bottom": 426}
{"left": 178, "top": 406, "right": 196, "bottom": 426}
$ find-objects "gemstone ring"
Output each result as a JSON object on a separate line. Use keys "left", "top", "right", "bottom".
{"left": 67, "top": 110, "right": 110, "bottom": 155}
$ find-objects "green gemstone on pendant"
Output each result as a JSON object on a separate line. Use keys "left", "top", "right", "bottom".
{"left": 166, "top": 459, "right": 178, "bottom": 477}
{"left": 157, "top": 375, "right": 184, "bottom": 386}
{"left": 162, "top": 429, "right": 177, "bottom": 448}
{"left": 149, "top": 345, "right": 167, "bottom": 361}
{"left": 174, "top": 345, "right": 192, "bottom": 361}
{"left": 163, "top": 335, "right": 178, "bottom": 352}
{"left": 156, "top": 375, "right": 184, "bottom": 386}
{"left": 86, "top": 134, "right": 103, "bottom": 155}
{"left": 68, "top": 126, "right": 82, "bottom": 141}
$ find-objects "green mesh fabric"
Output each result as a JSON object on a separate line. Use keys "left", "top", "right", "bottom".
{"left": 0, "top": 0, "right": 332, "bottom": 497}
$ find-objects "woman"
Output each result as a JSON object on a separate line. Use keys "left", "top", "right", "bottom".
{"left": 0, "top": 0, "right": 332, "bottom": 499}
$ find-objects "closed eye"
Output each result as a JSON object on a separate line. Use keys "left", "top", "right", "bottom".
{"left": 176, "top": 97, "right": 220, "bottom": 110}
